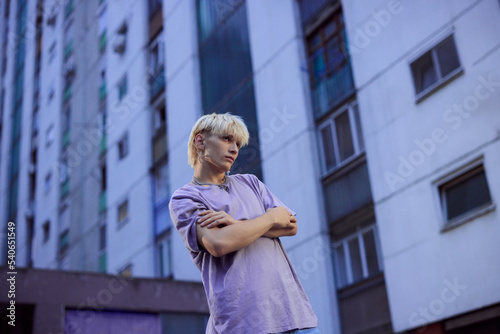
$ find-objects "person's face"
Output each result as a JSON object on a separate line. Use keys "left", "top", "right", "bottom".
{"left": 199, "top": 132, "right": 241, "bottom": 171}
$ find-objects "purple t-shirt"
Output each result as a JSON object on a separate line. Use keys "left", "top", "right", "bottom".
{"left": 169, "top": 173, "right": 318, "bottom": 334}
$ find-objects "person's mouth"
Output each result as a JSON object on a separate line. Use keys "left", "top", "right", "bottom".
{"left": 225, "top": 156, "right": 235, "bottom": 163}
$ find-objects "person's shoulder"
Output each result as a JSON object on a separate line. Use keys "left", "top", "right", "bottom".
{"left": 169, "top": 184, "right": 203, "bottom": 209}
{"left": 229, "top": 173, "right": 259, "bottom": 184}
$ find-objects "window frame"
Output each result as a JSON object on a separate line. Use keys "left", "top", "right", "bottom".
{"left": 410, "top": 34, "right": 463, "bottom": 103}
{"left": 318, "top": 100, "right": 364, "bottom": 175}
{"left": 434, "top": 159, "right": 495, "bottom": 232}
{"left": 332, "top": 223, "right": 383, "bottom": 289}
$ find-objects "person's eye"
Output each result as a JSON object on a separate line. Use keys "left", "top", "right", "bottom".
{"left": 222, "top": 136, "right": 230, "bottom": 141}
{"left": 236, "top": 142, "right": 241, "bottom": 148}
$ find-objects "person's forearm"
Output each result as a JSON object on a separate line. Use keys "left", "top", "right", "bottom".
{"left": 262, "top": 225, "right": 297, "bottom": 238}
{"left": 200, "top": 213, "right": 275, "bottom": 256}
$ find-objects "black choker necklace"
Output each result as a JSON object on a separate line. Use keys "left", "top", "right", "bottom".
{"left": 191, "top": 176, "right": 230, "bottom": 193}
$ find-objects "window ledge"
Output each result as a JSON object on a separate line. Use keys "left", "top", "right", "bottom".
{"left": 441, "top": 202, "right": 495, "bottom": 233}
{"left": 117, "top": 217, "right": 130, "bottom": 230}
{"left": 415, "top": 67, "right": 464, "bottom": 104}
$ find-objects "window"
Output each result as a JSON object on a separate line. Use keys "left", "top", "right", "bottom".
{"left": 59, "top": 229, "right": 69, "bottom": 255}
{"left": 99, "top": 224, "right": 106, "bottom": 250}
{"left": 148, "top": 33, "right": 165, "bottom": 77}
{"left": 118, "top": 199, "right": 129, "bottom": 224}
{"left": 119, "top": 263, "right": 132, "bottom": 277}
{"left": 118, "top": 75, "right": 127, "bottom": 101}
{"left": 153, "top": 104, "right": 166, "bottom": 131}
{"left": 46, "top": 124, "right": 55, "bottom": 147}
{"left": 48, "top": 41, "right": 56, "bottom": 63}
{"left": 44, "top": 171, "right": 52, "bottom": 193}
{"left": 154, "top": 162, "right": 169, "bottom": 203}
{"left": 333, "top": 224, "right": 382, "bottom": 289}
{"left": 318, "top": 101, "right": 364, "bottom": 173}
{"left": 43, "top": 220, "right": 50, "bottom": 243}
{"left": 411, "top": 35, "right": 461, "bottom": 100}
{"left": 156, "top": 232, "right": 172, "bottom": 278}
{"left": 305, "top": 10, "right": 354, "bottom": 117}
{"left": 439, "top": 164, "right": 493, "bottom": 228}
{"left": 118, "top": 132, "right": 128, "bottom": 159}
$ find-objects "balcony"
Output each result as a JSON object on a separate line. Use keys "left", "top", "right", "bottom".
{"left": 99, "top": 133, "right": 106, "bottom": 155}
{"left": 63, "top": 84, "right": 72, "bottom": 102}
{"left": 65, "top": 0, "right": 74, "bottom": 18}
{"left": 64, "top": 40, "right": 73, "bottom": 61}
{"left": 299, "top": 0, "right": 338, "bottom": 25}
{"left": 60, "top": 180, "right": 70, "bottom": 198}
{"left": 312, "top": 63, "right": 355, "bottom": 118}
{"left": 61, "top": 129, "right": 70, "bottom": 148}
{"left": 99, "top": 252, "right": 107, "bottom": 272}
{"left": 99, "top": 30, "right": 107, "bottom": 53}
{"left": 154, "top": 198, "right": 171, "bottom": 236}
{"left": 99, "top": 190, "right": 106, "bottom": 213}
{"left": 149, "top": 66, "right": 165, "bottom": 101}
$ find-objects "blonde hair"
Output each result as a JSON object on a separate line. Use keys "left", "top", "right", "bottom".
{"left": 188, "top": 113, "right": 250, "bottom": 168}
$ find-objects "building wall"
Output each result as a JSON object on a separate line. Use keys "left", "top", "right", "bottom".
{"left": 344, "top": 0, "right": 500, "bottom": 331}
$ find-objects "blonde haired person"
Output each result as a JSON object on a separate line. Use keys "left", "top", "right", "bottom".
{"left": 169, "top": 113, "right": 319, "bottom": 334}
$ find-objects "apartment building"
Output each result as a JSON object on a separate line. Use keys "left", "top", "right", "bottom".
{"left": 0, "top": 0, "right": 499, "bottom": 333}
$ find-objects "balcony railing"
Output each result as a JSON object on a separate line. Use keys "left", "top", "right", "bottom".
{"left": 99, "top": 31, "right": 107, "bottom": 53}
{"left": 62, "top": 129, "right": 70, "bottom": 148}
{"left": 65, "top": 0, "right": 74, "bottom": 18}
{"left": 60, "top": 180, "right": 70, "bottom": 198}
{"left": 99, "top": 83, "right": 106, "bottom": 101}
{"left": 63, "top": 85, "right": 72, "bottom": 102}
{"left": 64, "top": 40, "right": 73, "bottom": 60}
{"left": 312, "top": 63, "right": 355, "bottom": 118}
{"left": 99, "top": 252, "right": 107, "bottom": 272}
{"left": 99, "top": 133, "right": 106, "bottom": 155}
{"left": 99, "top": 190, "right": 106, "bottom": 213}
{"left": 299, "top": 0, "right": 338, "bottom": 25}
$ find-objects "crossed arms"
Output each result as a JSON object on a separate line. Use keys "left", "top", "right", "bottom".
{"left": 195, "top": 207, "right": 297, "bottom": 257}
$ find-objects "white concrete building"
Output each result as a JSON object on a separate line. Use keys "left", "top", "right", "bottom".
{"left": 344, "top": 0, "right": 500, "bottom": 332}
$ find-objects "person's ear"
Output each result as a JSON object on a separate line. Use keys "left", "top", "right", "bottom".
{"left": 195, "top": 133, "right": 205, "bottom": 151}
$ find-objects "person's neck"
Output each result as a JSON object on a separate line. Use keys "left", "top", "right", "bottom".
{"left": 193, "top": 164, "right": 227, "bottom": 184}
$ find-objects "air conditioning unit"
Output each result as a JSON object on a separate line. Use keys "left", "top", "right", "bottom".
{"left": 112, "top": 34, "right": 126, "bottom": 54}
{"left": 47, "top": 5, "right": 58, "bottom": 26}
{"left": 63, "top": 59, "right": 76, "bottom": 78}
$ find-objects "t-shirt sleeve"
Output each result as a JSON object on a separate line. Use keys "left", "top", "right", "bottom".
{"left": 169, "top": 192, "right": 208, "bottom": 253}
{"left": 250, "top": 174, "right": 297, "bottom": 216}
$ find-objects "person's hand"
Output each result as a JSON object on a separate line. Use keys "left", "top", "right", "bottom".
{"left": 197, "top": 210, "right": 239, "bottom": 229}
{"left": 265, "top": 207, "right": 296, "bottom": 229}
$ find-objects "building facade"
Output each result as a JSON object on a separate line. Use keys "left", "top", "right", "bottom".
{"left": 0, "top": 0, "right": 499, "bottom": 333}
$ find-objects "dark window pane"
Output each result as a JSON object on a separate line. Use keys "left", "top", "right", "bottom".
{"left": 335, "top": 244, "right": 348, "bottom": 288}
{"left": 348, "top": 237, "right": 363, "bottom": 282}
{"left": 308, "top": 32, "right": 321, "bottom": 50}
{"left": 444, "top": 169, "right": 491, "bottom": 220}
{"left": 321, "top": 124, "right": 337, "bottom": 169}
{"left": 411, "top": 52, "right": 436, "bottom": 93}
{"left": 326, "top": 36, "right": 346, "bottom": 71}
{"left": 363, "top": 229, "right": 380, "bottom": 276}
{"left": 437, "top": 37, "right": 460, "bottom": 77}
{"left": 324, "top": 20, "right": 337, "bottom": 37}
{"left": 335, "top": 111, "right": 354, "bottom": 161}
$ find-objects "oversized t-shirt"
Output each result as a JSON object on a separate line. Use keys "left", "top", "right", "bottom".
{"left": 169, "top": 173, "right": 317, "bottom": 334}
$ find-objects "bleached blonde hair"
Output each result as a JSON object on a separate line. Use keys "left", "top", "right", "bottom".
{"left": 188, "top": 113, "right": 250, "bottom": 168}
